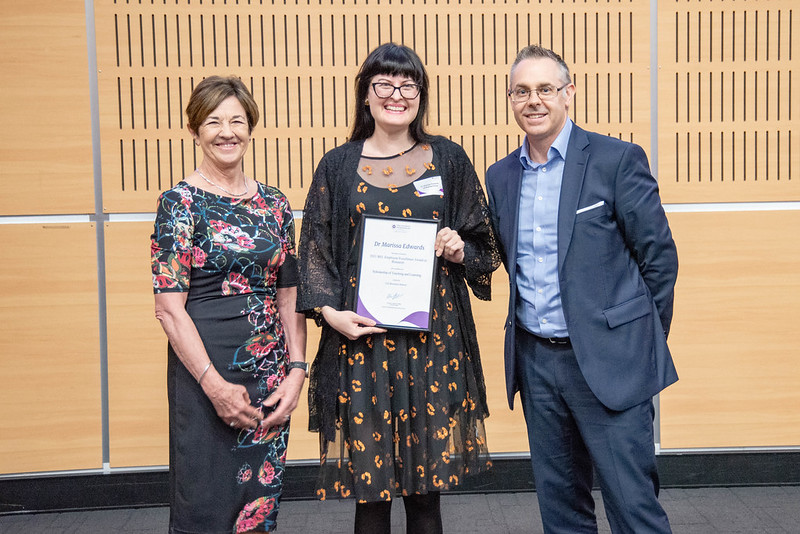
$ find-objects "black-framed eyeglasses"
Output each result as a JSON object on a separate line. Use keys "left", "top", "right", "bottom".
{"left": 371, "top": 82, "right": 422, "bottom": 99}
{"left": 508, "top": 83, "right": 570, "bottom": 103}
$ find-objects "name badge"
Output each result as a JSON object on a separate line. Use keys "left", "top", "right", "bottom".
{"left": 414, "top": 176, "right": 444, "bottom": 197}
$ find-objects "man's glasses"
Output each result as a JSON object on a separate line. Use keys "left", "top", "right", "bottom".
{"left": 508, "top": 83, "right": 569, "bottom": 103}
{"left": 371, "top": 82, "right": 422, "bottom": 99}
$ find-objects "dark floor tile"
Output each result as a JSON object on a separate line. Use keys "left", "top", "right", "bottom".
{"left": 1, "top": 486, "right": 798, "bottom": 533}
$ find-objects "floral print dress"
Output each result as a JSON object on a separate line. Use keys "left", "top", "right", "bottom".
{"left": 316, "top": 145, "right": 492, "bottom": 503}
{"left": 151, "top": 181, "right": 296, "bottom": 534}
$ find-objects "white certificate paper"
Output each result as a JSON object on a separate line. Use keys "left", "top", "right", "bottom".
{"left": 355, "top": 215, "right": 440, "bottom": 331}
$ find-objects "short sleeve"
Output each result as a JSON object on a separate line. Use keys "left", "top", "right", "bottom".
{"left": 276, "top": 193, "right": 299, "bottom": 288}
{"left": 150, "top": 188, "right": 194, "bottom": 293}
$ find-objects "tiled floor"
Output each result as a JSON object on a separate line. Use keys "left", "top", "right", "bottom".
{"left": 1, "top": 486, "right": 798, "bottom": 533}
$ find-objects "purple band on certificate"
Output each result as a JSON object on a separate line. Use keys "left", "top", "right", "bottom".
{"left": 356, "top": 297, "right": 431, "bottom": 330}
{"left": 354, "top": 215, "right": 440, "bottom": 331}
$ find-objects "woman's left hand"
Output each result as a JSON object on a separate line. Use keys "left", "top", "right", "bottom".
{"left": 260, "top": 369, "right": 305, "bottom": 428}
{"left": 435, "top": 227, "right": 465, "bottom": 264}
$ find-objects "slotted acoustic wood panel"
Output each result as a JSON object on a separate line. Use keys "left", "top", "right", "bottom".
{"left": 657, "top": 2, "right": 799, "bottom": 203}
{"left": 94, "top": 1, "right": 652, "bottom": 214}
{"left": 94, "top": 1, "right": 650, "bottom": 464}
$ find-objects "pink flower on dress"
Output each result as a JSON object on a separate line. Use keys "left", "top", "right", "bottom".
{"left": 209, "top": 219, "right": 255, "bottom": 252}
{"left": 152, "top": 272, "right": 178, "bottom": 290}
{"left": 266, "top": 373, "right": 280, "bottom": 390}
{"left": 253, "top": 425, "right": 281, "bottom": 445}
{"left": 152, "top": 251, "right": 191, "bottom": 290}
{"left": 269, "top": 203, "right": 285, "bottom": 223}
{"left": 236, "top": 233, "right": 252, "bottom": 248}
{"left": 258, "top": 460, "right": 275, "bottom": 485}
{"left": 253, "top": 425, "right": 269, "bottom": 443}
{"left": 251, "top": 195, "right": 268, "bottom": 210}
{"left": 191, "top": 246, "right": 207, "bottom": 267}
{"left": 234, "top": 497, "right": 275, "bottom": 533}
{"left": 222, "top": 272, "right": 251, "bottom": 295}
{"left": 246, "top": 194, "right": 269, "bottom": 217}
{"left": 236, "top": 463, "right": 253, "bottom": 484}
{"left": 245, "top": 333, "right": 278, "bottom": 359}
{"left": 178, "top": 187, "right": 193, "bottom": 209}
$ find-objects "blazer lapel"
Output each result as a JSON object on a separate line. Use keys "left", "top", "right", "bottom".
{"left": 557, "top": 126, "right": 590, "bottom": 271}
{"left": 506, "top": 149, "right": 524, "bottom": 285}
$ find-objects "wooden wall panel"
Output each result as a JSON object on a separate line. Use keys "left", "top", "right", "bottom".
{"left": 0, "top": 0, "right": 94, "bottom": 215}
{"left": 0, "top": 224, "right": 101, "bottom": 473}
{"left": 94, "top": 1, "right": 651, "bottom": 214}
{"left": 471, "top": 269, "right": 530, "bottom": 454}
{"left": 658, "top": 2, "right": 799, "bottom": 203}
{"left": 660, "top": 211, "right": 800, "bottom": 448}
{"left": 288, "top": 324, "right": 320, "bottom": 461}
{"left": 105, "top": 222, "right": 169, "bottom": 467}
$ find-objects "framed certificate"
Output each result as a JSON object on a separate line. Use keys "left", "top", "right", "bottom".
{"left": 354, "top": 215, "right": 441, "bottom": 331}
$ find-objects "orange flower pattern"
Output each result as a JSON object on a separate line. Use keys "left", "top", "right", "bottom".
{"left": 315, "top": 147, "right": 491, "bottom": 503}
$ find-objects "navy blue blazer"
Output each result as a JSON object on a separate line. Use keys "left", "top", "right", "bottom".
{"left": 486, "top": 124, "right": 679, "bottom": 412}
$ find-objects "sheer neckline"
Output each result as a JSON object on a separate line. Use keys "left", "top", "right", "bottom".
{"left": 357, "top": 143, "right": 433, "bottom": 189}
{"left": 360, "top": 142, "right": 419, "bottom": 160}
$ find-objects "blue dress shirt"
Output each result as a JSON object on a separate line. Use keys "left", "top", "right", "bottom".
{"left": 515, "top": 120, "right": 573, "bottom": 338}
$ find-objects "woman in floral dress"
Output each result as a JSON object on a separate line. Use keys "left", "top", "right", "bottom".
{"left": 298, "top": 44, "right": 500, "bottom": 533}
{"left": 151, "top": 76, "right": 307, "bottom": 533}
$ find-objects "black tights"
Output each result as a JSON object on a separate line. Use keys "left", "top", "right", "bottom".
{"left": 354, "top": 491, "right": 442, "bottom": 534}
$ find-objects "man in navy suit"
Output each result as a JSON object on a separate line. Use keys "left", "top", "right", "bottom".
{"left": 486, "top": 45, "right": 678, "bottom": 533}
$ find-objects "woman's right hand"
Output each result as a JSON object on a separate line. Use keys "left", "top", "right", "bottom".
{"left": 201, "top": 373, "right": 264, "bottom": 430}
{"left": 321, "top": 306, "right": 387, "bottom": 340}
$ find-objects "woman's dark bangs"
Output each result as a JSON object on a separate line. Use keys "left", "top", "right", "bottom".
{"left": 370, "top": 49, "right": 424, "bottom": 85}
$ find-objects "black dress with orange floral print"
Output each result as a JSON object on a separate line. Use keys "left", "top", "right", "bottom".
{"left": 315, "top": 144, "right": 492, "bottom": 503}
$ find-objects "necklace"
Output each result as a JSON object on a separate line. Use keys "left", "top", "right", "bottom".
{"left": 361, "top": 142, "right": 422, "bottom": 177}
{"left": 196, "top": 169, "right": 249, "bottom": 197}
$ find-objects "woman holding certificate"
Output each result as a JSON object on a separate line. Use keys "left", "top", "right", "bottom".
{"left": 298, "top": 43, "right": 500, "bottom": 533}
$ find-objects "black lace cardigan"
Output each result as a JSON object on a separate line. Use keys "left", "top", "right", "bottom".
{"left": 297, "top": 135, "right": 501, "bottom": 442}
